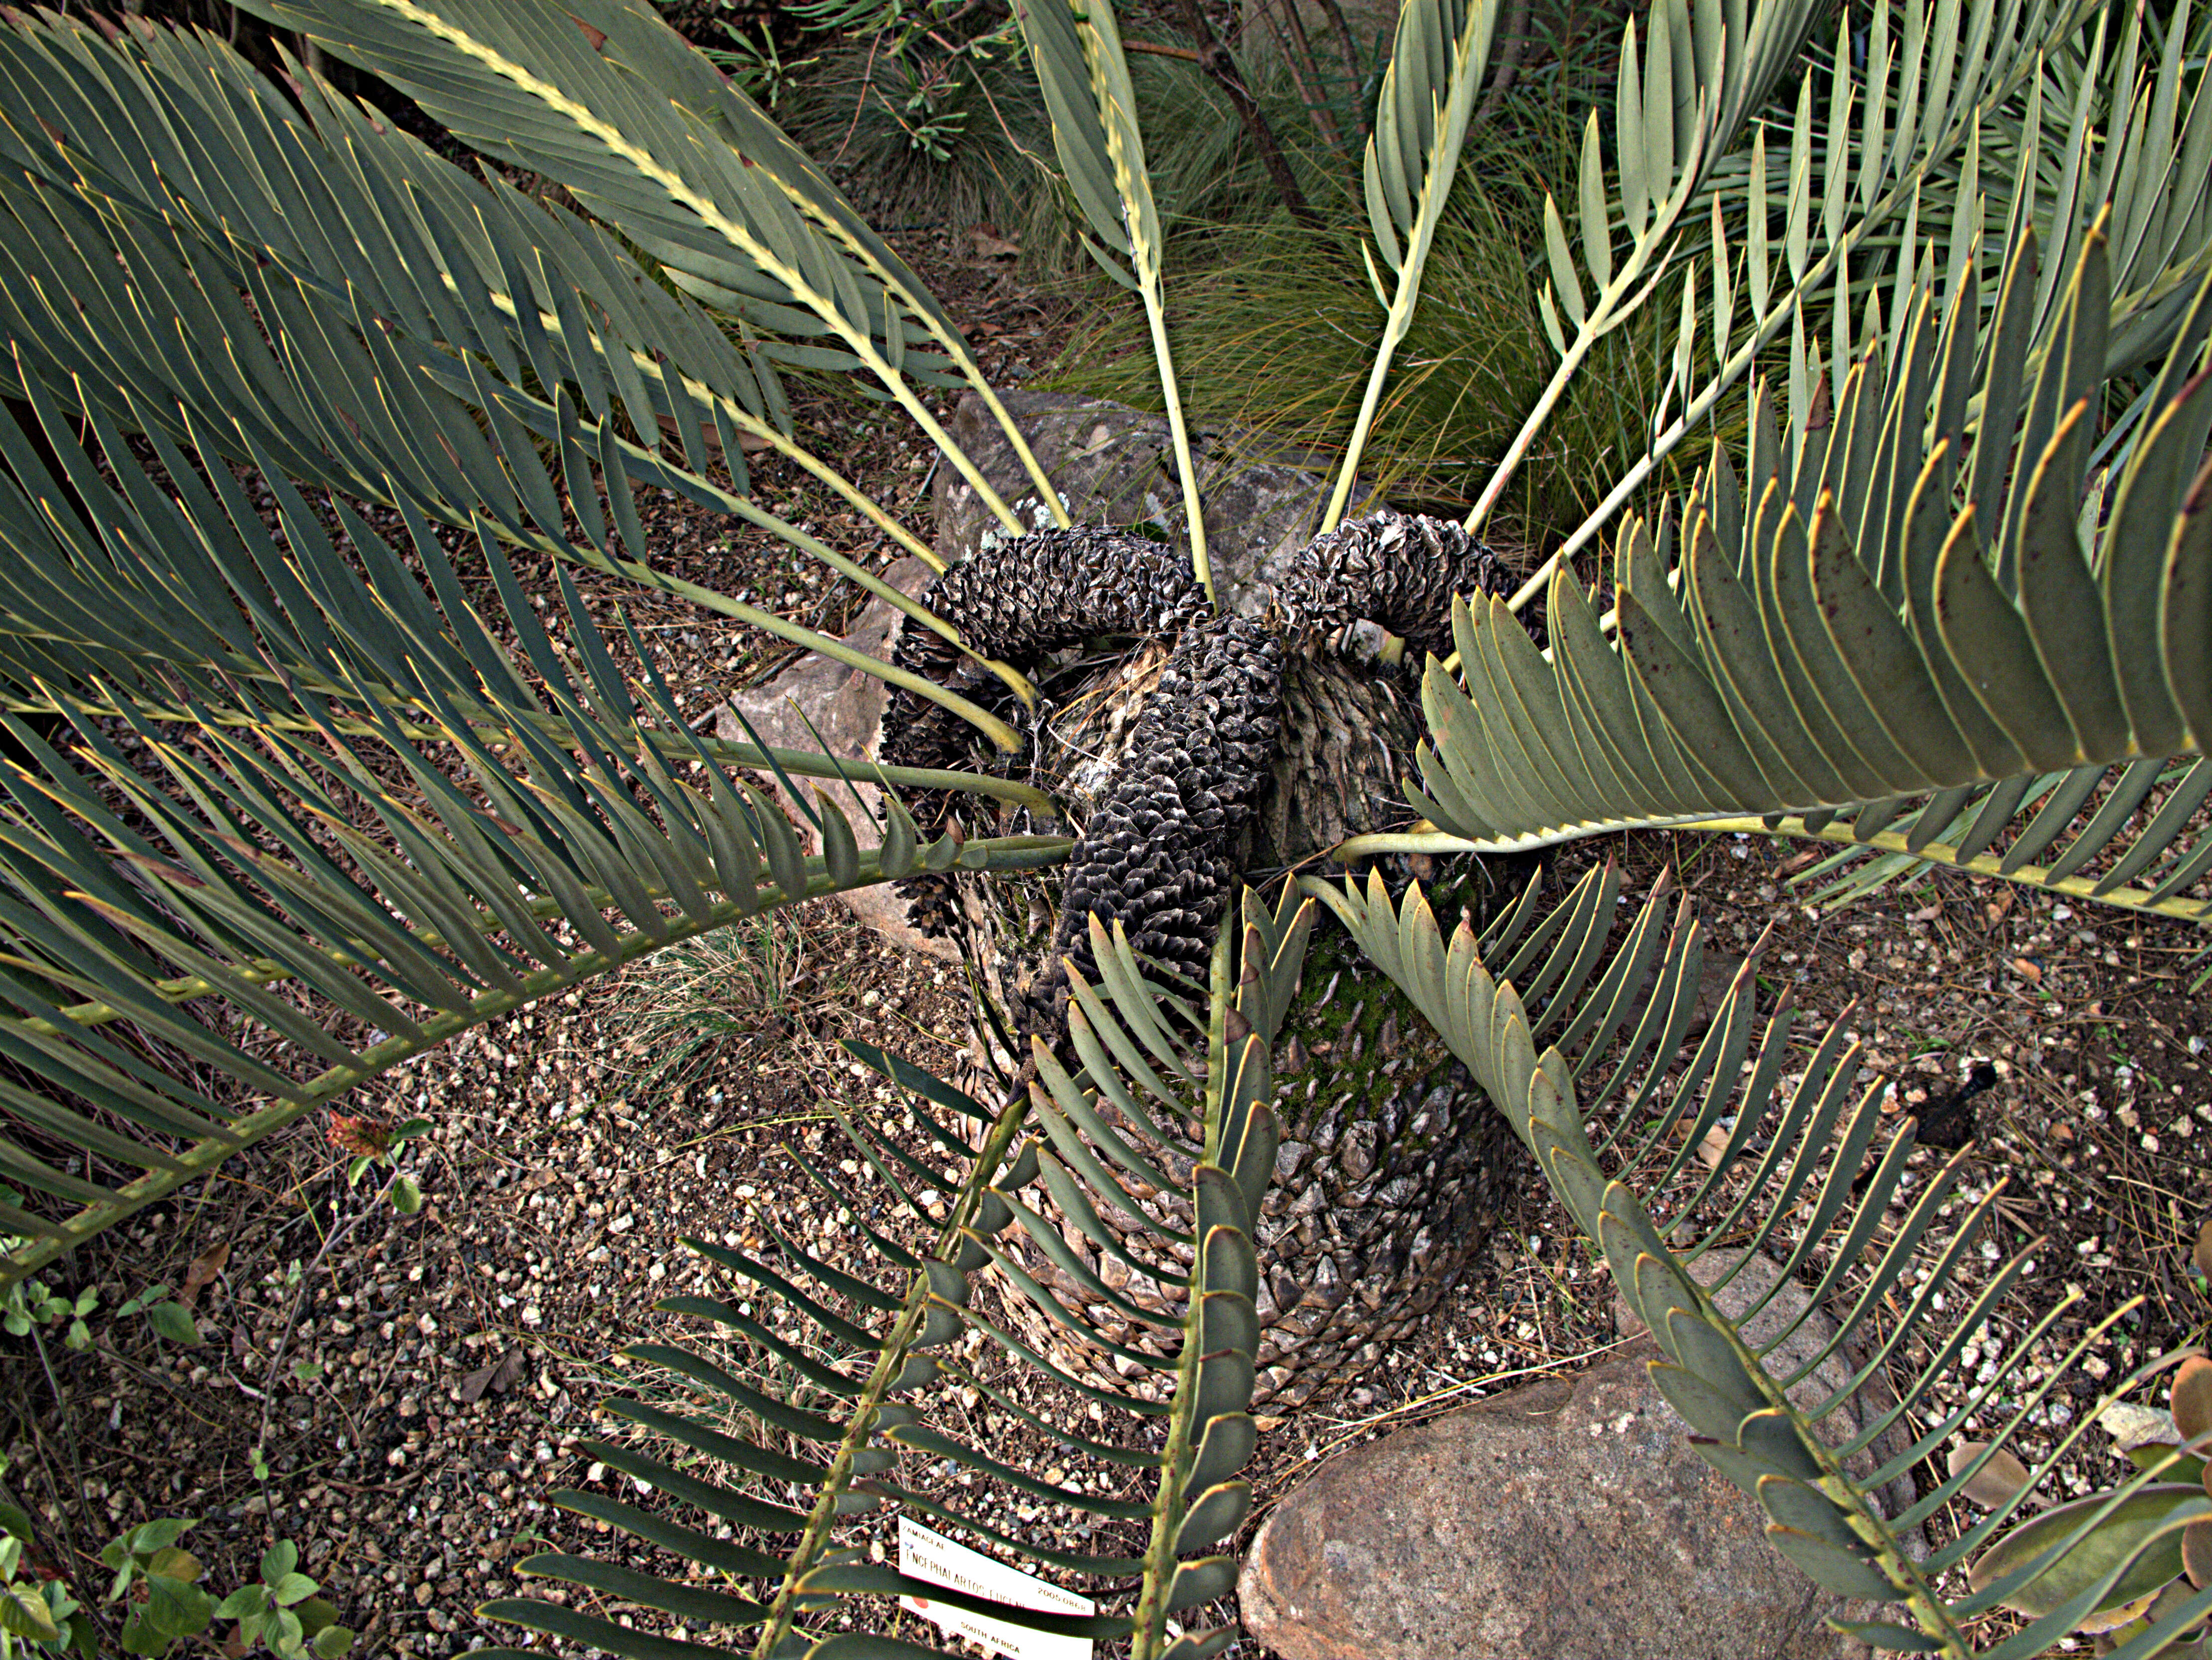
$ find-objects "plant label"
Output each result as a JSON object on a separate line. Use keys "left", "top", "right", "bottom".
{"left": 897, "top": 1516, "right": 1093, "bottom": 1660}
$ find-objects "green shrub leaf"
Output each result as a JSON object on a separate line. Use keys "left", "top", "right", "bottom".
{"left": 146, "top": 1547, "right": 201, "bottom": 1584}
{"left": 143, "top": 1571, "right": 213, "bottom": 1641}
{"left": 143, "top": 1302, "right": 201, "bottom": 1347}
{"left": 215, "top": 1585, "right": 268, "bottom": 1620}
{"left": 0, "top": 1584, "right": 58, "bottom": 1642}
{"left": 1967, "top": 1485, "right": 2205, "bottom": 1622}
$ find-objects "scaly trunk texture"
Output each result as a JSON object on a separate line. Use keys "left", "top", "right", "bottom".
{"left": 879, "top": 511, "right": 1533, "bottom": 1406}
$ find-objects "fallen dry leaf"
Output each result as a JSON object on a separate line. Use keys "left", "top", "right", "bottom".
{"left": 179, "top": 1242, "right": 230, "bottom": 1309}
{"left": 325, "top": 1110, "right": 392, "bottom": 1158}
{"left": 969, "top": 229, "right": 1021, "bottom": 260}
{"left": 1948, "top": 1440, "right": 2033, "bottom": 1508}
{"left": 2011, "top": 955, "right": 2043, "bottom": 983}
{"left": 459, "top": 1347, "right": 527, "bottom": 1404}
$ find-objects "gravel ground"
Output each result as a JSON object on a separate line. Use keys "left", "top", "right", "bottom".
{"left": 4, "top": 138, "right": 2212, "bottom": 1660}
{"left": 15, "top": 815, "right": 2206, "bottom": 1657}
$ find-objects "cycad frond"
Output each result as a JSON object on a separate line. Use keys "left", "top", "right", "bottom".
{"left": 1843, "top": 0, "right": 2212, "bottom": 380}
{"left": 1318, "top": 863, "right": 2212, "bottom": 1656}
{"left": 0, "top": 290, "right": 1068, "bottom": 1278}
{"left": 0, "top": 11, "right": 1040, "bottom": 742}
{"left": 1016, "top": 0, "right": 1208, "bottom": 595}
{"left": 1660, "top": 0, "right": 2212, "bottom": 517}
{"left": 1733, "top": 756, "right": 2212, "bottom": 921}
{"left": 1410, "top": 226, "right": 2212, "bottom": 868}
{"left": 1496, "top": 0, "right": 2208, "bottom": 590}
{"left": 233, "top": 0, "right": 1069, "bottom": 536}
{"left": 480, "top": 891, "right": 1306, "bottom": 1660}
{"left": 1777, "top": 0, "right": 2212, "bottom": 384}
{"left": 1321, "top": 0, "right": 1505, "bottom": 531}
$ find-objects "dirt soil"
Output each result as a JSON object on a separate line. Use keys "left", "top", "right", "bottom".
{"left": 4, "top": 143, "right": 2212, "bottom": 1660}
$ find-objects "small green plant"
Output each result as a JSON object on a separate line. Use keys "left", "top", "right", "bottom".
{"left": 0, "top": 1188, "right": 92, "bottom": 1352}
{"left": 1, "top": 1279, "right": 92, "bottom": 1354}
{"left": 608, "top": 913, "right": 819, "bottom": 1103}
{"left": 112, "top": 1284, "right": 202, "bottom": 1349}
{"left": 0, "top": 1483, "right": 351, "bottom": 1659}
{"left": 102, "top": 1523, "right": 353, "bottom": 1660}
{"left": 100, "top": 1520, "right": 207, "bottom": 1657}
{"left": 2, "top": 1184, "right": 216, "bottom": 1352}
{"left": 776, "top": 0, "right": 1061, "bottom": 231}
{"left": 656, "top": 0, "right": 820, "bottom": 108}
{"left": 207, "top": 1541, "right": 353, "bottom": 1660}
{"left": 0, "top": 1460, "right": 90, "bottom": 1658}
{"left": 697, "top": 20, "right": 818, "bottom": 111}
{"left": 324, "top": 1112, "right": 432, "bottom": 1215}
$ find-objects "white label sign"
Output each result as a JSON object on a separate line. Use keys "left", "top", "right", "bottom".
{"left": 897, "top": 1516, "right": 1095, "bottom": 1660}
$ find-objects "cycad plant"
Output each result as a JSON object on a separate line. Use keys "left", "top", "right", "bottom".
{"left": 0, "top": 0, "right": 2211, "bottom": 1656}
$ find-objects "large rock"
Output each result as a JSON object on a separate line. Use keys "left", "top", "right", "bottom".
{"left": 1237, "top": 1250, "right": 1922, "bottom": 1660}
{"left": 930, "top": 388, "right": 1350, "bottom": 605}
{"left": 715, "top": 555, "right": 956, "bottom": 960}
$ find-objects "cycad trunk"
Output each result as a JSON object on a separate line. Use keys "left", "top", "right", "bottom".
{"left": 890, "top": 526, "right": 1531, "bottom": 1408}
